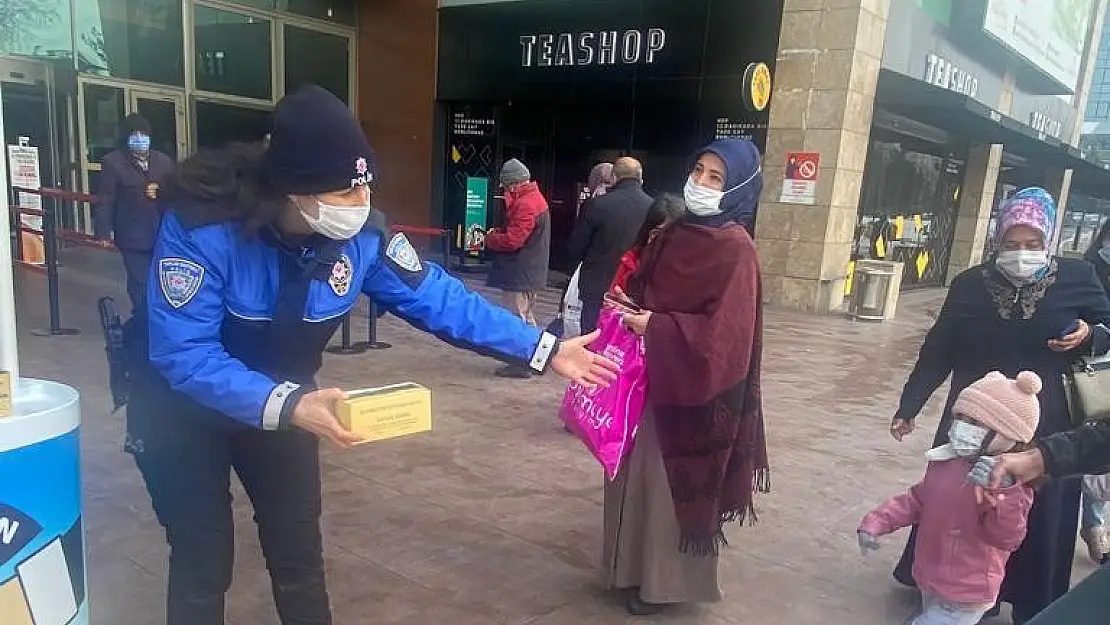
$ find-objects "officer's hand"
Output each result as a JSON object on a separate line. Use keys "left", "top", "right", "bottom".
{"left": 290, "top": 388, "right": 365, "bottom": 448}
{"left": 552, "top": 330, "right": 620, "bottom": 390}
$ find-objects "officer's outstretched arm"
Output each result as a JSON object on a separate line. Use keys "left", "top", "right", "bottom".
{"left": 147, "top": 215, "right": 308, "bottom": 428}
{"left": 364, "top": 233, "right": 559, "bottom": 373}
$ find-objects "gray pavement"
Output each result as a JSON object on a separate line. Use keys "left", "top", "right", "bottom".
{"left": 8, "top": 245, "right": 1100, "bottom": 624}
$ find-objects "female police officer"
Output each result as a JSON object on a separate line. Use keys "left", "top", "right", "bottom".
{"left": 125, "top": 85, "right": 617, "bottom": 625}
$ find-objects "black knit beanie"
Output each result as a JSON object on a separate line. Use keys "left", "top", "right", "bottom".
{"left": 260, "top": 85, "right": 377, "bottom": 196}
{"left": 123, "top": 113, "right": 152, "bottom": 136}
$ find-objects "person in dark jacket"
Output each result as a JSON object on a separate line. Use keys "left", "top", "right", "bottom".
{"left": 1077, "top": 223, "right": 1110, "bottom": 562}
{"left": 565, "top": 157, "right": 653, "bottom": 333}
{"left": 125, "top": 85, "right": 617, "bottom": 625}
{"left": 94, "top": 113, "right": 177, "bottom": 312}
{"left": 887, "top": 187, "right": 1110, "bottom": 623}
{"left": 976, "top": 420, "right": 1110, "bottom": 486}
{"left": 486, "top": 158, "right": 551, "bottom": 378}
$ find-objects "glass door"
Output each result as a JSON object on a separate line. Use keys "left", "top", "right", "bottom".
{"left": 130, "top": 91, "right": 186, "bottom": 161}
{"left": 1, "top": 58, "right": 57, "bottom": 252}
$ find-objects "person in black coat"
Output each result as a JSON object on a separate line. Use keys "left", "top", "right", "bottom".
{"left": 94, "top": 113, "right": 177, "bottom": 313}
{"left": 887, "top": 187, "right": 1110, "bottom": 623}
{"left": 564, "top": 157, "right": 653, "bottom": 333}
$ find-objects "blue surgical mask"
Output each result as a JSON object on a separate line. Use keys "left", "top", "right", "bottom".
{"left": 128, "top": 134, "right": 151, "bottom": 153}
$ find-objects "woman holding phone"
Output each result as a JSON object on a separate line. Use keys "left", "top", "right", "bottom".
{"left": 888, "top": 187, "right": 1110, "bottom": 623}
{"left": 601, "top": 139, "right": 769, "bottom": 616}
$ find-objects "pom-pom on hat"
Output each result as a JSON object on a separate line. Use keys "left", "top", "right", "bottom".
{"left": 952, "top": 371, "right": 1042, "bottom": 443}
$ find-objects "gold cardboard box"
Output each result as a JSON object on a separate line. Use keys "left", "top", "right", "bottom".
{"left": 0, "top": 371, "right": 11, "bottom": 418}
{"left": 336, "top": 382, "right": 431, "bottom": 443}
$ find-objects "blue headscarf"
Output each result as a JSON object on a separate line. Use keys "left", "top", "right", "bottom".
{"left": 685, "top": 138, "right": 764, "bottom": 229}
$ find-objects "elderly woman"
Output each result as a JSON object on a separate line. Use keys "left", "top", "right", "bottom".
{"left": 889, "top": 187, "right": 1110, "bottom": 623}
{"left": 587, "top": 161, "right": 616, "bottom": 197}
{"left": 604, "top": 138, "right": 769, "bottom": 616}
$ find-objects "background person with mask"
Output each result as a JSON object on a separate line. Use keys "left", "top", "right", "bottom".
{"left": 887, "top": 187, "right": 1110, "bottom": 624}
{"left": 126, "top": 85, "right": 616, "bottom": 625}
{"left": 94, "top": 113, "right": 177, "bottom": 312}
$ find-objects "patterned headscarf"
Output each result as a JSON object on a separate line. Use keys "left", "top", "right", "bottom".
{"left": 996, "top": 187, "right": 1057, "bottom": 244}
{"left": 587, "top": 162, "right": 615, "bottom": 197}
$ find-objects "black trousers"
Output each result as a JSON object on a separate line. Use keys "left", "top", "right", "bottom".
{"left": 127, "top": 401, "right": 331, "bottom": 625}
{"left": 580, "top": 295, "right": 604, "bottom": 335}
{"left": 120, "top": 249, "right": 152, "bottom": 314}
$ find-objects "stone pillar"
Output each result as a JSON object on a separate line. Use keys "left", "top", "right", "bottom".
{"left": 756, "top": 0, "right": 889, "bottom": 313}
{"left": 945, "top": 143, "right": 1003, "bottom": 283}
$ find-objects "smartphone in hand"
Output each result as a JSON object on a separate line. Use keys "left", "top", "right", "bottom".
{"left": 603, "top": 292, "right": 642, "bottom": 315}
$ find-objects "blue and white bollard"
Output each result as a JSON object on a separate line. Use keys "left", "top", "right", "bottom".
{"left": 0, "top": 378, "right": 86, "bottom": 625}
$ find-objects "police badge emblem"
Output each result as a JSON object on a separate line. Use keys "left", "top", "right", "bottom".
{"left": 329, "top": 254, "right": 353, "bottom": 296}
{"left": 385, "top": 233, "right": 422, "bottom": 273}
{"left": 159, "top": 258, "right": 205, "bottom": 308}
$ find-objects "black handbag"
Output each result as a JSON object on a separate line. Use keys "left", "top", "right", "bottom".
{"left": 1063, "top": 352, "right": 1110, "bottom": 426}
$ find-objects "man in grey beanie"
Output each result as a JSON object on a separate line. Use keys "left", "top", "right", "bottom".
{"left": 485, "top": 158, "right": 551, "bottom": 378}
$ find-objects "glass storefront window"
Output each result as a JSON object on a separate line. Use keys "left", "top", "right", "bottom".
{"left": 284, "top": 25, "right": 349, "bottom": 103}
{"left": 82, "top": 83, "right": 125, "bottom": 164}
{"left": 194, "top": 99, "right": 272, "bottom": 148}
{"left": 280, "top": 0, "right": 355, "bottom": 26}
{"left": 854, "top": 135, "right": 965, "bottom": 287}
{"left": 74, "top": 0, "right": 185, "bottom": 84}
{"left": 193, "top": 5, "right": 273, "bottom": 100}
{"left": 0, "top": 0, "right": 73, "bottom": 60}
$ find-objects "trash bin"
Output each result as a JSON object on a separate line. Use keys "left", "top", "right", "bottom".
{"left": 848, "top": 260, "right": 902, "bottom": 321}
{"left": 0, "top": 378, "right": 88, "bottom": 625}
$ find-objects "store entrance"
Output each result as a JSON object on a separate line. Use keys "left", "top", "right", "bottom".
{"left": 854, "top": 123, "right": 966, "bottom": 289}
{"left": 79, "top": 79, "right": 186, "bottom": 234}
{"left": 2, "top": 58, "right": 59, "bottom": 251}
{"left": 488, "top": 100, "right": 692, "bottom": 269}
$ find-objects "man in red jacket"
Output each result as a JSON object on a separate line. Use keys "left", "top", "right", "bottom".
{"left": 485, "top": 158, "right": 551, "bottom": 378}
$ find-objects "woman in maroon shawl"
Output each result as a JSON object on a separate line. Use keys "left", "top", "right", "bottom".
{"left": 602, "top": 138, "right": 770, "bottom": 615}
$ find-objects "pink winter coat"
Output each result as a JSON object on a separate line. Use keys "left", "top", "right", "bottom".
{"left": 858, "top": 458, "right": 1035, "bottom": 606}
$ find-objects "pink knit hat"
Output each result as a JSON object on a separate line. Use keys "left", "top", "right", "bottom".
{"left": 951, "top": 371, "right": 1042, "bottom": 443}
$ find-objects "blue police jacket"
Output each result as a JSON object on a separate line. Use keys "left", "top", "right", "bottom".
{"left": 146, "top": 211, "right": 559, "bottom": 430}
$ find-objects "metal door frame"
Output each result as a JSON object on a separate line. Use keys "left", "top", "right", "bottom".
{"left": 77, "top": 76, "right": 186, "bottom": 233}
{"left": 0, "top": 57, "right": 62, "bottom": 194}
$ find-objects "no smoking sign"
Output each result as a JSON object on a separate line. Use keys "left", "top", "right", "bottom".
{"left": 780, "top": 151, "right": 821, "bottom": 205}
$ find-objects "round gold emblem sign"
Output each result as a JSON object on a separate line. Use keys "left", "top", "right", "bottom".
{"left": 743, "top": 62, "right": 772, "bottom": 112}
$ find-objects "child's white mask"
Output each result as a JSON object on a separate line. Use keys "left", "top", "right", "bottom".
{"left": 925, "top": 420, "right": 1014, "bottom": 462}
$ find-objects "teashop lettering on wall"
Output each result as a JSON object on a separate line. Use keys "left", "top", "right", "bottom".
{"left": 519, "top": 28, "right": 667, "bottom": 67}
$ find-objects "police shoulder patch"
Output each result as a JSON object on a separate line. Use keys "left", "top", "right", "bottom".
{"left": 385, "top": 233, "right": 422, "bottom": 273}
{"left": 159, "top": 258, "right": 205, "bottom": 309}
{"left": 329, "top": 254, "right": 353, "bottom": 296}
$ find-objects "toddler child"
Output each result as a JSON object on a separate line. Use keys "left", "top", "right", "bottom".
{"left": 858, "top": 371, "right": 1042, "bottom": 625}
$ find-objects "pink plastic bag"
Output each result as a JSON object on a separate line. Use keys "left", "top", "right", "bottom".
{"left": 560, "top": 307, "right": 648, "bottom": 480}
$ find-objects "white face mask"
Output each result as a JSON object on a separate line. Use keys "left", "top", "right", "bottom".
{"left": 684, "top": 177, "right": 727, "bottom": 216}
{"left": 683, "top": 167, "right": 762, "bottom": 217}
{"left": 300, "top": 198, "right": 370, "bottom": 240}
{"left": 948, "top": 420, "right": 989, "bottom": 457}
{"left": 996, "top": 249, "right": 1048, "bottom": 282}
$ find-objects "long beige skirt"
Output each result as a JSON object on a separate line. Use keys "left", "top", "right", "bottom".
{"left": 602, "top": 408, "right": 722, "bottom": 604}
